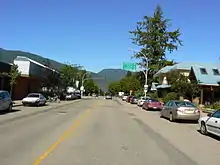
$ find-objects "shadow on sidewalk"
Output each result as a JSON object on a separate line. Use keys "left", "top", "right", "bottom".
{"left": 0, "top": 109, "right": 21, "bottom": 115}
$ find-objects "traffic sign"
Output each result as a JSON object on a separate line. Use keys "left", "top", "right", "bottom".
{"left": 80, "top": 86, "right": 84, "bottom": 91}
{"left": 75, "top": 80, "right": 79, "bottom": 88}
{"left": 123, "top": 62, "right": 136, "bottom": 71}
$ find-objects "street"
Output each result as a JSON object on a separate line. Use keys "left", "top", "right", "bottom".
{"left": 0, "top": 98, "right": 219, "bottom": 165}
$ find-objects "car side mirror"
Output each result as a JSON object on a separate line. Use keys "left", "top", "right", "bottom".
{"left": 207, "top": 112, "right": 212, "bottom": 117}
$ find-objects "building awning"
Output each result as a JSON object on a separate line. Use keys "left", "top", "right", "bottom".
{"left": 150, "top": 82, "right": 158, "bottom": 91}
{"left": 156, "top": 84, "right": 171, "bottom": 89}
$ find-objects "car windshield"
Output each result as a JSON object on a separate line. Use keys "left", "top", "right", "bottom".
{"left": 174, "top": 101, "right": 195, "bottom": 107}
{"left": 148, "top": 99, "right": 158, "bottom": 102}
{"left": 27, "top": 94, "right": 40, "bottom": 98}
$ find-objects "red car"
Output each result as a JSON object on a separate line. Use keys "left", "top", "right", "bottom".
{"left": 142, "top": 99, "right": 163, "bottom": 110}
{"left": 126, "top": 96, "right": 133, "bottom": 103}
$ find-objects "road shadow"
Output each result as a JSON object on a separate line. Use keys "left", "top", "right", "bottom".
{"left": 23, "top": 104, "right": 49, "bottom": 107}
{"left": 197, "top": 130, "right": 220, "bottom": 141}
{"left": 176, "top": 120, "right": 198, "bottom": 124}
{"left": 0, "top": 109, "right": 21, "bottom": 115}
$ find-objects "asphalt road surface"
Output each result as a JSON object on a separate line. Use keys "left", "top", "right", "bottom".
{"left": 0, "top": 98, "right": 219, "bottom": 165}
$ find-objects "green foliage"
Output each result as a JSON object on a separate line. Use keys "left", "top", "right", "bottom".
{"left": 108, "top": 73, "right": 141, "bottom": 95}
{"left": 147, "top": 91, "right": 159, "bottom": 99}
{"left": 204, "top": 101, "right": 220, "bottom": 110}
{"left": 163, "top": 92, "right": 179, "bottom": 103}
{"left": 108, "top": 81, "right": 121, "bottom": 95}
{"left": 129, "top": 5, "right": 182, "bottom": 85}
{"left": 7, "top": 64, "right": 21, "bottom": 95}
{"left": 59, "top": 64, "right": 80, "bottom": 88}
{"left": 134, "top": 89, "right": 144, "bottom": 97}
{"left": 166, "top": 70, "right": 201, "bottom": 98}
{"left": 84, "top": 79, "right": 99, "bottom": 95}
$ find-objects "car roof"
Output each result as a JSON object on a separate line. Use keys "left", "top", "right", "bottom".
{"left": 0, "top": 90, "right": 8, "bottom": 93}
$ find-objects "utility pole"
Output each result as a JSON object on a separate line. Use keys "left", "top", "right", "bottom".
{"left": 128, "top": 49, "right": 148, "bottom": 97}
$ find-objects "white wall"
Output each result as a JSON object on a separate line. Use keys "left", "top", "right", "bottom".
{"left": 14, "top": 60, "right": 30, "bottom": 76}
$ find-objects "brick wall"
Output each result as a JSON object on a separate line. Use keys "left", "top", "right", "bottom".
{"left": 13, "top": 76, "right": 41, "bottom": 100}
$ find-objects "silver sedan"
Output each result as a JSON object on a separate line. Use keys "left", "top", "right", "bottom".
{"left": 160, "top": 100, "right": 200, "bottom": 122}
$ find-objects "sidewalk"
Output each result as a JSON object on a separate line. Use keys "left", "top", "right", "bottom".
{"left": 13, "top": 100, "right": 23, "bottom": 107}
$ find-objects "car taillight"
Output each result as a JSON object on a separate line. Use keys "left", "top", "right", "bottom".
{"left": 177, "top": 108, "right": 183, "bottom": 112}
{"left": 195, "top": 109, "right": 200, "bottom": 113}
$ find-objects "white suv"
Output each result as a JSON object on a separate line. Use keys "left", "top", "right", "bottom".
{"left": 199, "top": 110, "right": 220, "bottom": 137}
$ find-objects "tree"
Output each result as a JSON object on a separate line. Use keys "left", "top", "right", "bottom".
{"left": 130, "top": 5, "right": 182, "bottom": 85}
{"left": 84, "top": 79, "right": 99, "bottom": 95}
{"left": 108, "top": 73, "right": 142, "bottom": 95}
{"left": 8, "top": 64, "right": 20, "bottom": 96}
{"left": 108, "top": 81, "right": 121, "bottom": 95}
{"left": 59, "top": 64, "right": 80, "bottom": 89}
{"left": 41, "top": 58, "right": 60, "bottom": 91}
{"left": 166, "top": 70, "right": 200, "bottom": 99}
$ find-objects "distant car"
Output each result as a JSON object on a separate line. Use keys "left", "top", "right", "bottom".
{"left": 199, "top": 110, "right": 220, "bottom": 137}
{"left": 126, "top": 96, "right": 133, "bottom": 103}
{"left": 122, "top": 95, "right": 128, "bottom": 101}
{"left": 142, "top": 98, "right": 163, "bottom": 110}
{"left": 105, "top": 95, "right": 112, "bottom": 99}
{"left": 130, "top": 96, "right": 138, "bottom": 104}
{"left": 160, "top": 100, "right": 200, "bottom": 122}
{"left": 0, "top": 90, "right": 13, "bottom": 112}
{"left": 137, "top": 97, "right": 150, "bottom": 107}
{"left": 65, "top": 93, "right": 77, "bottom": 100}
{"left": 74, "top": 92, "right": 81, "bottom": 99}
{"left": 22, "top": 93, "right": 46, "bottom": 106}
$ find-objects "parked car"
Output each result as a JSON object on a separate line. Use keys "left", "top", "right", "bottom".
{"left": 126, "top": 96, "right": 133, "bottom": 103}
{"left": 65, "top": 93, "right": 78, "bottom": 100}
{"left": 130, "top": 96, "right": 138, "bottom": 104}
{"left": 22, "top": 93, "right": 46, "bottom": 106}
{"left": 122, "top": 95, "right": 128, "bottom": 101}
{"left": 160, "top": 100, "right": 200, "bottom": 122}
{"left": 105, "top": 95, "right": 112, "bottom": 99}
{"left": 142, "top": 98, "right": 163, "bottom": 110}
{"left": 199, "top": 110, "right": 220, "bottom": 137}
{"left": 0, "top": 90, "right": 13, "bottom": 112}
{"left": 137, "top": 97, "right": 150, "bottom": 107}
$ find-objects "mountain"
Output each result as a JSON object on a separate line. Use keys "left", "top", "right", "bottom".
{"left": 92, "top": 69, "right": 128, "bottom": 91}
{"left": 0, "top": 48, "right": 64, "bottom": 70}
{"left": 0, "top": 48, "right": 127, "bottom": 91}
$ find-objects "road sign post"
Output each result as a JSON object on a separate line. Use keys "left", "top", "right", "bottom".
{"left": 123, "top": 62, "right": 136, "bottom": 72}
{"left": 130, "top": 90, "right": 133, "bottom": 96}
{"left": 144, "top": 85, "right": 148, "bottom": 97}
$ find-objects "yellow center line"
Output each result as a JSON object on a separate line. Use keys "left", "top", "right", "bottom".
{"left": 33, "top": 103, "right": 97, "bottom": 165}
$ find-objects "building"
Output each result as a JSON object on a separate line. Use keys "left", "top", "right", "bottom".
{"left": 13, "top": 56, "right": 59, "bottom": 100}
{"left": 155, "top": 62, "right": 220, "bottom": 104}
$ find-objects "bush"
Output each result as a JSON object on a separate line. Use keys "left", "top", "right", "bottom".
{"left": 205, "top": 101, "right": 220, "bottom": 110}
{"left": 163, "top": 92, "right": 178, "bottom": 103}
{"left": 147, "top": 91, "right": 158, "bottom": 99}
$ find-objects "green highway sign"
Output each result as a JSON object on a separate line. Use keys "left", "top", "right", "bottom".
{"left": 123, "top": 62, "right": 136, "bottom": 71}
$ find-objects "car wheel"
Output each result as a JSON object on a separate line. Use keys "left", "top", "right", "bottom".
{"left": 169, "top": 113, "right": 174, "bottom": 122}
{"left": 7, "top": 104, "right": 12, "bottom": 112}
{"left": 200, "top": 122, "right": 207, "bottom": 135}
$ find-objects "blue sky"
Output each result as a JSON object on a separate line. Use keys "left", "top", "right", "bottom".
{"left": 1, "top": 0, "right": 220, "bottom": 72}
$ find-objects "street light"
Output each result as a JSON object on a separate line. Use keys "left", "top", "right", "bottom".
{"left": 128, "top": 48, "right": 149, "bottom": 97}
